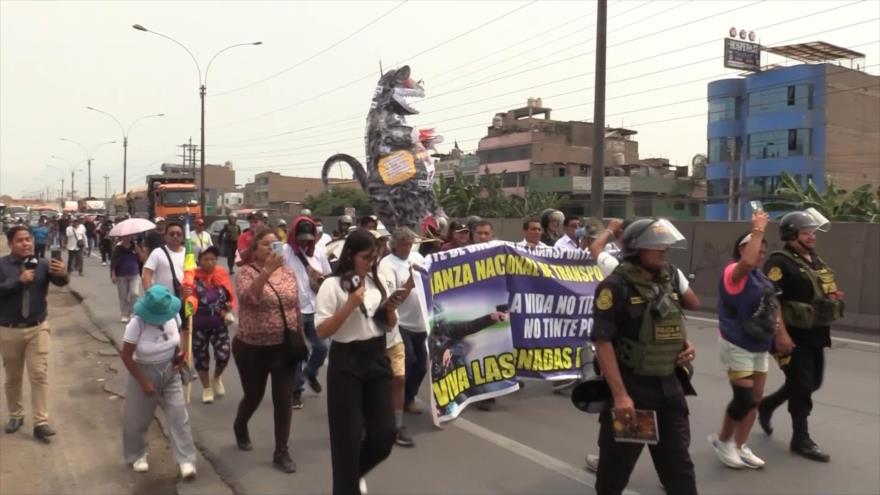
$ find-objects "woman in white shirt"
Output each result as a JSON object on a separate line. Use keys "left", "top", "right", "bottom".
{"left": 120, "top": 284, "right": 197, "bottom": 479}
{"left": 316, "top": 229, "right": 399, "bottom": 495}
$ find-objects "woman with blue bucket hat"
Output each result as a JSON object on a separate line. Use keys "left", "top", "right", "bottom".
{"left": 120, "top": 284, "right": 198, "bottom": 479}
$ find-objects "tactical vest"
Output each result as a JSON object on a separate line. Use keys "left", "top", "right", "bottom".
{"left": 772, "top": 250, "right": 844, "bottom": 328}
{"left": 613, "top": 262, "right": 686, "bottom": 377}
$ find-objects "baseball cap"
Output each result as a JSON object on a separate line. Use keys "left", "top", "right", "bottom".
{"left": 195, "top": 218, "right": 205, "bottom": 226}
{"left": 154, "top": 216, "right": 166, "bottom": 223}
{"left": 295, "top": 221, "right": 315, "bottom": 241}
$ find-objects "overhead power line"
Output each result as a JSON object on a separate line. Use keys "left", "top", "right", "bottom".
{"left": 213, "top": 0, "right": 409, "bottom": 97}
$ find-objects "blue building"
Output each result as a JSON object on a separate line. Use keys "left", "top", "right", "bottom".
{"left": 706, "top": 51, "right": 879, "bottom": 220}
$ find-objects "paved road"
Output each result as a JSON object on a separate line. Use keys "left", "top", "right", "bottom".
{"left": 68, "top": 252, "right": 880, "bottom": 495}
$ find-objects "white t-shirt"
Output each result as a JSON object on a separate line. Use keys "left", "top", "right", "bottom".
{"left": 192, "top": 230, "right": 213, "bottom": 257}
{"left": 282, "top": 243, "right": 332, "bottom": 314}
{"left": 122, "top": 315, "right": 181, "bottom": 364}
{"left": 596, "top": 251, "right": 690, "bottom": 294}
{"left": 517, "top": 239, "right": 549, "bottom": 249}
{"left": 143, "top": 246, "right": 185, "bottom": 292}
{"left": 66, "top": 224, "right": 86, "bottom": 251}
{"left": 316, "top": 232, "right": 332, "bottom": 250}
{"left": 554, "top": 235, "right": 580, "bottom": 251}
{"left": 315, "top": 274, "right": 388, "bottom": 343}
{"left": 378, "top": 251, "right": 429, "bottom": 333}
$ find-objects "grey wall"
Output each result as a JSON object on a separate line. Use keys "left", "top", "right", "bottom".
{"left": 483, "top": 218, "right": 880, "bottom": 333}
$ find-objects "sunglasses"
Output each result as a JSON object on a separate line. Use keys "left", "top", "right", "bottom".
{"left": 167, "top": 231, "right": 183, "bottom": 237}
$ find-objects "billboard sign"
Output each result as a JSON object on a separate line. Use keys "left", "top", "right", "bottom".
{"left": 724, "top": 38, "right": 760, "bottom": 71}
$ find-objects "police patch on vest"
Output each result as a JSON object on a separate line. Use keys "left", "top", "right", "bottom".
{"left": 597, "top": 288, "right": 613, "bottom": 310}
{"left": 654, "top": 324, "right": 682, "bottom": 342}
{"left": 630, "top": 296, "right": 645, "bottom": 305}
{"left": 767, "top": 266, "right": 783, "bottom": 282}
{"left": 818, "top": 269, "right": 837, "bottom": 294}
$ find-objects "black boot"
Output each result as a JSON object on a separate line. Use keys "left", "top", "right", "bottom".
{"left": 757, "top": 400, "right": 775, "bottom": 435}
{"left": 233, "top": 422, "right": 252, "bottom": 451}
{"left": 791, "top": 435, "right": 830, "bottom": 462}
{"left": 273, "top": 449, "right": 297, "bottom": 473}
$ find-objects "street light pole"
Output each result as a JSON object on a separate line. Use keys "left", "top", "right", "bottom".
{"left": 86, "top": 106, "right": 164, "bottom": 194}
{"left": 133, "top": 23, "right": 261, "bottom": 215}
{"left": 590, "top": 0, "right": 607, "bottom": 218}
{"left": 59, "top": 138, "right": 116, "bottom": 198}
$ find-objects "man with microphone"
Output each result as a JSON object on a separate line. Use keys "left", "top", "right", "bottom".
{"left": 0, "top": 225, "right": 69, "bottom": 443}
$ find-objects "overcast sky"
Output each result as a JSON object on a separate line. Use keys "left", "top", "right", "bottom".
{"left": 1, "top": 0, "right": 878, "bottom": 199}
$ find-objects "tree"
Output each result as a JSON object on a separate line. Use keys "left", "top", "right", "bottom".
{"left": 303, "top": 187, "right": 373, "bottom": 217}
{"left": 690, "top": 153, "right": 707, "bottom": 180}
{"left": 765, "top": 171, "right": 879, "bottom": 222}
{"left": 433, "top": 168, "right": 567, "bottom": 218}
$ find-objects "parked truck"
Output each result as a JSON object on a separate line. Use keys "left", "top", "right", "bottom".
{"left": 78, "top": 198, "right": 107, "bottom": 216}
{"left": 144, "top": 175, "right": 201, "bottom": 222}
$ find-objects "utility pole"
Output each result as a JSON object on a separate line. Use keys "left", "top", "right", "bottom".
{"left": 71, "top": 170, "right": 76, "bottom": 201}
{"left": 61, "top": 178, "right": 65, "bottom": 201}
{"left": 590, "top": 0, "right": 608, "bottom": 218}
{"left": 103, "top": 174, "right": 110, "bottom": 199}
{"left": 87, "top": 158, "right": 93, "bottom": 197}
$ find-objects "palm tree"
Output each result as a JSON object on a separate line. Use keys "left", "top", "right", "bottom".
{"left": 765, "top": 171, "right": 879, "bottom": 222}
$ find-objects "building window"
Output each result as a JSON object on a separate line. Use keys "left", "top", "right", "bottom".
{"left": 708, "top": 137, "right": 740, "bottom": 163}
{"left": 502, "top": 173, "right": 518, "bottom": 188}
{"left": 689, "top": 202, "right": 701, "bottom": 217}
{"left": 745, "top": 175, "right": 785, "bottom": 196}
{"left": 558, "top": 167, "right": 567, "bottom": 177}
{"left": 748, "top": 84, "right": 813, "bottom": 116}
{"left": 477, "top": 145, "right": 531, "bottom": 164}
{"left": 673, "top": 201, "right": 685, "bottom": 211}
{"left": 748, "top": 129, "right": 811, "bottom": 159}
{"left": 708, "top": 178, "right": 738, "bottom": 198}
{"left": 708, "top": 96, "right": 739, "bottom": 122}
{"left": 634, "top": 199, "right": 652, "bottom": 217}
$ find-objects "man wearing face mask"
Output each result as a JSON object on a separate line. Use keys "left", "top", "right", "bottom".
{"left": 0, "top": 225, "right": 68, "bottom": 442}
{"left": 313, "top": 217, "right": 332, "bottom": 250}
{"left": 282, "top": 216, "right": 332, "bottom": 409}
{"left": 590, "top": 218, "right": 697, "bottom": 495}
{"left": 758, "top": 209, "right": 841, "bottom": 463}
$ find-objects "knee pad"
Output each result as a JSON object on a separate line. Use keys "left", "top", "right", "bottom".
{"left": 726, "top": 385, "right": 757, "bottom": 421}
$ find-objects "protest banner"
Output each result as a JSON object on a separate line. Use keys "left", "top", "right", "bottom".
{"left": 424, "top": 241, "right": 603, "bottom": 425}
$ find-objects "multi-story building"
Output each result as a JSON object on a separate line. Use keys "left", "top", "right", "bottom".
{"left": 705, "top": 42, "right": 879, "bottom": 220}
{"left": 245, "top": 171, "right": 359, "bottom": 215}
{"left": 434, "top": 142, "right": 480, "bottom": 181}
{"left": 479, "top": 99, "right": 704, "bottom": 218}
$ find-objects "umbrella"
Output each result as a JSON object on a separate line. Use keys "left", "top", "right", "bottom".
{"left": 109, "top": 218, "right": 156, "bottom": 237}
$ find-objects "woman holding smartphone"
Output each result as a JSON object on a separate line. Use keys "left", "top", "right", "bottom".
{"left": 316, "top": 229, "right": 398, "bottom": 494}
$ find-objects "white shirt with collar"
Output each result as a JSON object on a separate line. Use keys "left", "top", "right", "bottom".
{"left": 282, "top": 243, "right": 332, "bottom": 314}
{"left": 378, "top": 250, "right": 430, "bottom": 348}
{"left": 315, "top": 273, "right": 390, "bottom": 343}
{"left": 65, "top": 224, "right": 87, "bottom": 251}
{"left": 554, "top": 235, "right": 580, "bottom": 251}
{"left": 516, "top": 238, "right": 549, "bottom": 249}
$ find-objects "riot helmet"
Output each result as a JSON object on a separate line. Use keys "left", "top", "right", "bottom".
{"left": 779, "top": 207, "right": 830, "bottom": 241}
{"left": 620, "top": 218, "right": 687, "bottom": 259}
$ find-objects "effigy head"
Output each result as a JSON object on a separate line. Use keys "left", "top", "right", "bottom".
{"left": 374, "top": 65, "right": 425, "bottom": 115}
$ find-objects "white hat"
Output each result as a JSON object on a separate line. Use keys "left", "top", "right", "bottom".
{"left": 154, "top": 216, "right": 166, "bottom": 223}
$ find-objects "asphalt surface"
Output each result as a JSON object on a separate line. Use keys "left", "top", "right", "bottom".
{"left": 67, "top": 251, "right": 880, "bottom": 495}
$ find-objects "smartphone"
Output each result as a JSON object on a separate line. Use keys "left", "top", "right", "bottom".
{"left": 272, "top": 241, "right": 284, "bottom": 256}
{"left": 51, "top": 248, "right": 62, "bottom": 262}
{"left": 750, "top": 200, "right": 764, "bottom": 212}
{"left": 496, "top": 304, "right": 510, "bottom": 313}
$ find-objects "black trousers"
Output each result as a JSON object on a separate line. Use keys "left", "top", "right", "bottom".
{"left": 35, "top": 244, "right": 46, "bottom": 259}
{"left": 327, "top": 336, "right": 395, "bottom": 495}
{"left": 762, "top": 344, "right": 825, "bottom": 434}
{"left": 100, "top": 238, "right": 113, "bottom": 263}
{"left": 232, "top": 338, "right": 296, "bottom": 454}
{"left": 595, "top": 407, "right": 697, "bottom": 495}
{"left": 223, "top": 242, "right": 237, "bottom": 273}
{"left": 401, "top": 328, "right": 428, "bottom": 406}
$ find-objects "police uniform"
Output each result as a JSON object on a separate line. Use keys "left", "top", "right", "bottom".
{"left": 591, "top": 261, "right": 697, "bottom": 495}
{"left": 760, "top": 245, "right": 842, "bottom": 450}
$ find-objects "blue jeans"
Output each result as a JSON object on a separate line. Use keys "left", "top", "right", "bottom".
{"left": 401, "top": 327, "right": 428, "bottom": 406}
{"left": 293, "top": 313, "right": 328, "bottom": 391}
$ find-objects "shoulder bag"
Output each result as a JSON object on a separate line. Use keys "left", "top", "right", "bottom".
{"left": 254, "top": 266, "right": 308, "bottom": 364}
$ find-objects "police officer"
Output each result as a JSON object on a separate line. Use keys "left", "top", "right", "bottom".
{"left": 758, "top": 208, "right": 841, "bottom": 462}
{"left": 591, "top": 218, "right": 697, "bottom": 495}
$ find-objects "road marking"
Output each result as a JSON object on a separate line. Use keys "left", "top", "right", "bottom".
{"left": 686, "top": 315, "right": 880, "bottom": 349}
{"left": 453, "top": 417, "right": 641, "bottom": 495}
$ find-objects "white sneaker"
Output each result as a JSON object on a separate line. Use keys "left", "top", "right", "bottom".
{"left": 708, "top": 434, "right": 746, "bottom": 469}
{"left": 359, "top": 477, "right": 368, "bottom": 494}
{"left": 584, "top": 454, "right": 599, "bottom": 473}
{"left": 213, "top": 377, "right": 225, "bottom": 398}
{"left": 132, "top": 455, "right": 149, "bottom": 472}
{"left": 202, "top": 388, "right": 214, "bottom": 404}
{"left": 180, "top": 462, "right": 197, "bottom": 480}
{"left": 738, "top": 444, "right": 765, "bottom": 469}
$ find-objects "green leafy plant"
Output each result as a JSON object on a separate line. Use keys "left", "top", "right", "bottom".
{"left": 433, "top": 168, "right": 567, "bottom": 218}
{"left": 765, "top": 171, "right": 879, "bottom": 222}
{"left": 303, "top": 187, "right": 373, "bottom": 217}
